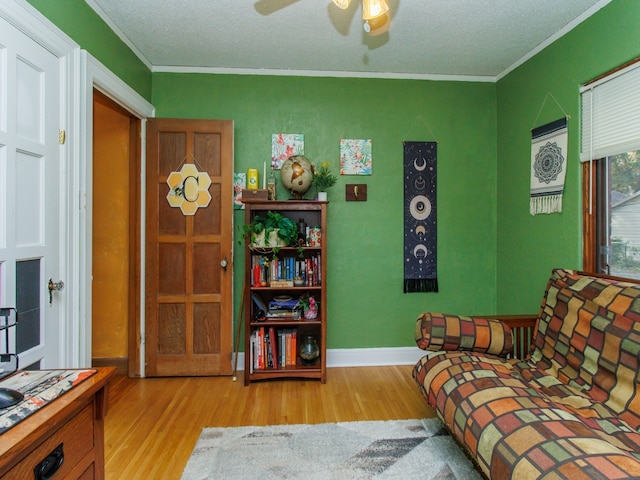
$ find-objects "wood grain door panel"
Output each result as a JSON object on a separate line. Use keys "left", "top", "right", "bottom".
{"left": 146, "top": 118, "right": 233, "bottom": 376}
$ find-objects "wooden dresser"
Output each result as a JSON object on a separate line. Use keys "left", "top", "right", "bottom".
{"left": 0, "top": 367, "right": 115, "bottom": 480}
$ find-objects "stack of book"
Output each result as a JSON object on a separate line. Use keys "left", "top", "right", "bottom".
{"left": 267, "top": 296, "right": 300, "bottom": 319}
{"left": 251, "top": 293, "right": 301, "bottom": 320}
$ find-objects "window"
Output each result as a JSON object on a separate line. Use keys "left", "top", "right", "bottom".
{"left": 581, "top": 58, "right": 640, "bottom": 279}
{"left": 584, "top": 152, "right": 640, "bottom": 278}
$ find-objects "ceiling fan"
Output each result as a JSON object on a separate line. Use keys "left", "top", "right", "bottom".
{"left": 332, "top": 0, "right": 391, "bottom": 35}
{"left": 254, "top": 0, "right": 392, "bottom": 37}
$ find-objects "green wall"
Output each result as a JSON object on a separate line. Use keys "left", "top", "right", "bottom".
{"left": 152, "top": 74, "right": 498, "bottom": 348}
{"left": 496, "top": 0, "right": 640, "bottom": 312}
{"left": 31, "top": 0, "right": 640, "bottom": 349}
{"left": 26, "top": 0, "right": 152, "bottom": 101}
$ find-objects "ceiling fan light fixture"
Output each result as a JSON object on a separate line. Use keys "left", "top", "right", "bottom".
{"left": 332, "top": 0, "right": 351, "bottom": 9}
{"left": 361, "top": 0, "right": 389, "bottom": 20}
{"left": 363, "top": 12, "right": 389, "bottom": 35}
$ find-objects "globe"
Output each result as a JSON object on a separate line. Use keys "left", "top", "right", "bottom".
{"left": 280, "top": 155, "right": 315, "bottom": 199}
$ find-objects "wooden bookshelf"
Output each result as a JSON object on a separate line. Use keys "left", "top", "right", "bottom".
{"left": 243, "top": 200, "right": 327, "bottom": 385}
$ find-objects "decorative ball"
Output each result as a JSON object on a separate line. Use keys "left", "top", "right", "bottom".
{"left": 280, "top": 155, "right": 315, "bottom": 198}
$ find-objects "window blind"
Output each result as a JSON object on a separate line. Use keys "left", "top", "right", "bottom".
{"left": 581, "top": 60, "right": 640, "bottom": 162}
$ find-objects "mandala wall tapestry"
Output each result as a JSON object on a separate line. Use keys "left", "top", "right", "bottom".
{"left": 530, "top": 117, "right": 568, "bottom": 215}
{"left": 404, "top": 141, "right": 438, "bottom": 293}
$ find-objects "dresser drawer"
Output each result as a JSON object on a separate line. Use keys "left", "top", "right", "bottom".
{"left": 77, "top": 464, "right": 94, "bottom": 480}
{"left": 3, "top": 402, "right": 95, "bottom": 480}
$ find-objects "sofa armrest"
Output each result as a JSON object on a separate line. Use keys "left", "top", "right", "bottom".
{"left": 493, "top": 314, "right": 538, "bottom": 327}
{"left": 415, "top": 312, "right": 514, "bottom": 357}
{"left": 493, "top": 315, "right": 537, "bottom": 359}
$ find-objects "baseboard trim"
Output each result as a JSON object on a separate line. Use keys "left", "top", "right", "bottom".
{"left": 92, "top": 357, "right": 128, "bottom": 375}
{"left": 234, "top": 346, "right": 426, "bottom": 371}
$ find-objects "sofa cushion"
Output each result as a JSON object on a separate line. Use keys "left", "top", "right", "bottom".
{"left": 413, "top": 351, "right": 640, "bottom": 479}
{"left": 415, "top": 312, "right": 513, "bottom": 357}
{"left": 531, "top": 269, "right": 640, "bottom": 429}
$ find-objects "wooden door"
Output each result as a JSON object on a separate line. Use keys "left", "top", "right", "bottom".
{"left": 146, "top": 118, "right": 233, "bottom": 376}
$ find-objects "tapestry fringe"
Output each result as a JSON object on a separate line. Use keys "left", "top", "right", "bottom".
{"left": 404, "top": 278, "right": 439, "bottom": 293}
{"left": 530, "top": 195, "right": 563, "bottom": 215}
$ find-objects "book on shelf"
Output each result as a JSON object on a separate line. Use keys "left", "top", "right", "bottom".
{"left": 269, "top": 297, "right": 299, "bottom": 309}
{"left": 266, "top": 309, "right": 301, "bottom": 319}
{"left": 269, "top": 327, "right": 278, "bottom": 368}
{"left": 270, "top": 280, "right": 294, "bottom": 287}
{"left": 286, "top": 329, "right": 297, "bottom": 366}
{"left": 251, "top": 328, "right": 264, "bottom": 371}
{"left": 251, "top": 293, "right": 268, "bottom": 312}
{"left": 250, "top": 327, "right": 298, "bottom": 371}
{"left": 251, "top": 253, "right": 322, "bottom": 287}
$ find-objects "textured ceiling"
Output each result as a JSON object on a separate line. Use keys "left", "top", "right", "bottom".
{"left": 86, "top": 0, "right": 610, "bottom": 81}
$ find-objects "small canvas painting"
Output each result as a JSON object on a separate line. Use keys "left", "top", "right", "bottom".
{"left": 233, "top": 172, "right": 246, "bottom": 209}
{"left": 272, "top": 134, "right": 304, "bottom": 170}
{"left": 340, "top": 139, "right": 372, "bottom": 175}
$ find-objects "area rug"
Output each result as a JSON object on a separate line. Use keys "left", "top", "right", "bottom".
{"left": 181, "top": 418, "right": 481, "bottom": 480}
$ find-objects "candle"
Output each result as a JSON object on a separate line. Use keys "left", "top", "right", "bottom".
{"left": 263, "top": 161, "right": 266, "bottom": 189}
{"left": 247, "top": 169, "right": 258, "bottom": 189}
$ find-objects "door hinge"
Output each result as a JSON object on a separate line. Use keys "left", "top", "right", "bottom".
{"left": 59, "top": 129, "right": 66, "bottom": 144}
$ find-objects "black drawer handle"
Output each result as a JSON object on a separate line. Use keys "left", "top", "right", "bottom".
{"left": 34, "top": 443, "right": 64, "bottom": 480}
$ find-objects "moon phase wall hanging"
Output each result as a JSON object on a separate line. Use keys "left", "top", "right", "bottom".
{"left": 403, "top": 141, "right": 438, "bottom": 293}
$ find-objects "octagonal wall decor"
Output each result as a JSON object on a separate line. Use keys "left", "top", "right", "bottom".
{"left": 166, "top": 163, "right": 212, "bottom": 215}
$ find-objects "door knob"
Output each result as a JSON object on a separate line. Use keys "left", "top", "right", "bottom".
{"left": 220, "top": 258, "right": 228, "bottom": 271}
{"left": 48, "top": 279, "right": 64, "bottom": 305}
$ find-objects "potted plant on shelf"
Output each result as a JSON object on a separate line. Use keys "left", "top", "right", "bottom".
{"left": 296, "top": 292, "right": 318, "bottom": 320}
{"left": 244, "top": 210, "right": 298, "bottom": 249}
{"left": 312, "top": 162, "right": 338, "bottom": 201}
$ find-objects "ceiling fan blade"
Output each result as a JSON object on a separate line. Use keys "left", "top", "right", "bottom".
{"left": 254, "top": 0, "right": 302, "bottom": 15}
{"left": 328, "top": 0, "right": 359, "bottom": 36}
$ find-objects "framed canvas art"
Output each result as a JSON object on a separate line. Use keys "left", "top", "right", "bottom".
{"left": 233, "top": 172, "right": 246, "bottom": 209}
{"left": 340, "top": 139, "right": 372, "bottom": 175}
{"left": 272, "top": 133, "right": 304, "bottom": 170}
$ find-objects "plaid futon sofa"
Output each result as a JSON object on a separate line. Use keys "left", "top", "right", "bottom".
{"left": 413, "top": 268, "right": 640, "bottom": 480}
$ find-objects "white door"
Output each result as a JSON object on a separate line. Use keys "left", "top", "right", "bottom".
{"left": 0, "top": 13, "right": 64, "bottom": 369}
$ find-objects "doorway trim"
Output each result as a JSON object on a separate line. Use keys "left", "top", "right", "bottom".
{"left": 80, "top": 51, "right": 154, "bottom": 376}
{"left": 2, "top": 0, "right": 155, "bottom": 372}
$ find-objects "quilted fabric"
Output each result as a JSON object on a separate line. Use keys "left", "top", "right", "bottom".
{"left": 415, "top": 312, "right": 513, "bottom": 357}
{"left": 531, "top": 268, "right": 640, "bottom": 429}
{"left": 413, "top": 269, "right": 640, "bottom": 480}
{"left": 414, "top": 352, "right": 640, "bottom": 479}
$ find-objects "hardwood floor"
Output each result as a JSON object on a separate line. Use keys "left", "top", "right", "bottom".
{"left": 103, "top": 365, "right": 435, "bottom": 479}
